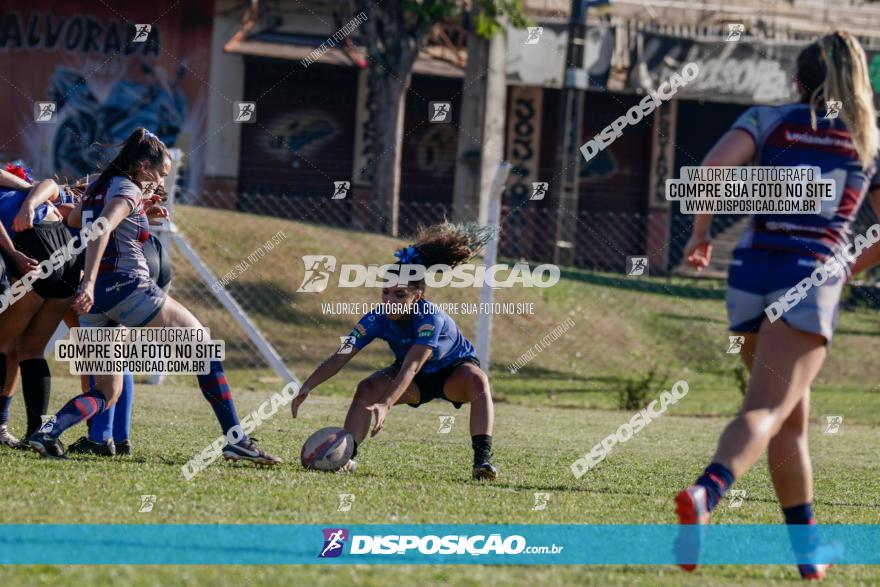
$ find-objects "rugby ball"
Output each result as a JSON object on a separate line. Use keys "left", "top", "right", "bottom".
{"left": 301, "top": 427, "right": 354, "bottom": 471}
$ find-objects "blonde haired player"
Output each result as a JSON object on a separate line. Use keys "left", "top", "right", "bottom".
{"left": 677, "top": 31, "right": 880, "bottom": 580}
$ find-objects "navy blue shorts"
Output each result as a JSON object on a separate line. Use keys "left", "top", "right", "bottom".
{"left": 726, "top": 248, "right": 844, "bottom": 342}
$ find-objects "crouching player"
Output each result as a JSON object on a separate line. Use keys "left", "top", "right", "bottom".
{"left": 292, "top": 222, "right": 498, "bottom": 480}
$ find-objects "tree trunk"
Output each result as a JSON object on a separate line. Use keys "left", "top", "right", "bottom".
{"left": 452, "top": 9, "right": 507, "bottom": 226}
{"left": 358, "top": 0, "right": 426, "bottom": 236}
{"left": 371, "top": 65, "right": 411, "bottom": 236}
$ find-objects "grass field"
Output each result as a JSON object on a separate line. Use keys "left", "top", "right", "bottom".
{"left": 1, "top": 392, "right": 878, "bottom": 585}
{"left": 2, "top": 207, "right": 879, "bottom": 585}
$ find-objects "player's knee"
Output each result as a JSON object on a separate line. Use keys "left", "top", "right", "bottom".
{"left": 740, "top": 405, "right": 790, "bottom": 435}
{"left": 95, "top": 387, "right": 121, "bottom": 408}
{"left": 464, "top": 370, "right": 491, "bottom": 401}
{"left": 777, "top": 408, "right": 808, "bottom": 436}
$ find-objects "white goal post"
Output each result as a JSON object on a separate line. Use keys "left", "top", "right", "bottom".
{"left": 150, "top": 149, "right": 300, "bottom": 386}
{"left": 475, "top": 161, "right": 512, "bottom": 374}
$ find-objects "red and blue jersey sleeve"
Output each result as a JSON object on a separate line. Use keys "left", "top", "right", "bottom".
{"left": 107, "top": 176, "right": 142, "bottom": 212}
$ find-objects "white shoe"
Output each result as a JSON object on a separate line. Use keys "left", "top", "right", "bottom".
{"left": 0, "top": 424, "right": 19, "bottom": 448}
{"left": 338, "top": 459, "right": 357, "bottom": 473}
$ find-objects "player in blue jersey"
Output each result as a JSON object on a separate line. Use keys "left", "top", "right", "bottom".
{"left": 675, "top": 31, "right": 880, "bottom": 580}
{"left": 292, "top": 222, "right": 498, "bottom": 480}
{"left": 28, "top": 128, "right": 280, "bottom": 467}
{"left": 0, "top": 168, "right": 85, "bottom": 448}
{"left": 0, "top": 164, "right": 37, "bottom": 446}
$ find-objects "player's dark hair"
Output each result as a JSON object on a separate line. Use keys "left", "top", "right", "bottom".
{"left": 85, "top": 127, "right": 169, "bottom": 201}
{"left": 390, "top": 221, "right": 498, "bottom": 289}
{"left": 64, "top": 177, "right": 88, "bottom": 201}
{"left": 795, "top": 31, "right": 878, "bottom": 168}
{"left": 52, "top": 175, "right": 90, "bottom": 202}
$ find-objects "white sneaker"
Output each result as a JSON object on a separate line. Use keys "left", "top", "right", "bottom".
{"left": 0, "top": 424, "right": 19, "bottom": 448}
{"left": 338, "top": 459, "right": 357, "bottom": 473}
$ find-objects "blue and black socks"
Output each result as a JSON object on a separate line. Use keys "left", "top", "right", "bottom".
{"left": 783, "top": 502, "right": 821, "bottom": 558}
{"left": 197, "top": 361, "right": 244, "bottom": 439}
{"left": 88, "top": 372, "right": 134, "bottom": 443}
{"left": 47, "top": 390, "right": 107, "bottom": 437}
{"left": 695, "top": 462, "right": 735, "bottom": 511}
{"left": 0, "top": 395, "right": 10, "bottom": 427}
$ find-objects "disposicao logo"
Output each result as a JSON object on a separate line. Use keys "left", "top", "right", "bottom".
{"left": 319, "top": 528, "right": 348, "bottom": 558}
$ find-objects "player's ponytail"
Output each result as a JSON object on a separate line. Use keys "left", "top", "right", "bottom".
{"left": 391, "top": 221, "right": 497, "bottom": 288}
{"left": 395, "top": 222, "right": 496, "bottom": 268}
{"left": 59, "top": 176, "right": 90, "bottom": 202}
{"left": 796, "top": 31, "right": 879, "bottom": 169}
{"left": 86, "top": 127, "right": 170, "bottom": 201}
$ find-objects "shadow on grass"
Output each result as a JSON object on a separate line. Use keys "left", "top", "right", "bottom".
{"left": 493, "top": 367, "right": 624, "bottom": 387}
{"left": 226, "top": 281, "right": 355, "bottom": 331}
{"left": 652, "top": 312, "right": 726, "bottom": 325}
{"left": 833, "top": 327, "right": 880, "bottom": 337}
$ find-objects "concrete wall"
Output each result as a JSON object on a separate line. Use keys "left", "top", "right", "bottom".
{"left": 203, "top": 0, "right": 248, "bottom": 196}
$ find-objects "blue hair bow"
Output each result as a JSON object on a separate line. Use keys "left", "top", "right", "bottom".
{"left": 394, "top": 245, "right": 421, "bottom": 264}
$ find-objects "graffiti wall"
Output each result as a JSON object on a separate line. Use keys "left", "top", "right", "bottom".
{"left": 629, "top": 30, "right": 880, "bottom": 107}
{"left": 0, "top": 3, "right": 213, "bottom": 192}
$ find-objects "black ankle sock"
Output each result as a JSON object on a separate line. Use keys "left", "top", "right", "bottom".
{"left": 20, "top": 358, "right": 51, "bottom": 437}
{"left": 472, "top": 434, "right": 492, "bottom": 465}
{"left": 351, "top": 439, "right": 358, "bottom": 459}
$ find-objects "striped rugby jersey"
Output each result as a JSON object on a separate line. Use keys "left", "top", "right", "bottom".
{"left": 83, "top": 176, "right": 150, "bottom": 278}
{"left": 731, "top": 103, "right": 880, "bottom": 259}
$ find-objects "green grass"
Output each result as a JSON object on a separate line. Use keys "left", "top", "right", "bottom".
{"left": 4, "top": 207, "right": 880, "bottom": 584}
{"left": 0, "top": 392, "right": 878, "bottom": 584}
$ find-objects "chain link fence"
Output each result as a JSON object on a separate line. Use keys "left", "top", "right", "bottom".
{"left": 160, "top": 188, "right": 880, "bottom": 378}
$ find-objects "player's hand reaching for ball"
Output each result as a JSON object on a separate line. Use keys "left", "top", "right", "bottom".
{"left": 73, "top": 281, "right": 95, "bottom": 314}
{"left": 291, "top": 388, "right": 309, "bottom": 418}
{"left": 684, "top": 232, "right": 713, "bottom": 270}
{"left": 366, "top": 401, "right": 390, "bottom": 437}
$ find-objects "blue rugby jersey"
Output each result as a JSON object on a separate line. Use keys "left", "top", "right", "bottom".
{"left": 0, "top": 189, "right": 50, "bottom": 237}
{"left": 348, "top": 299, "right": 476, "bottom": 374}
{"left": 82, "top": 176, "right": 150, "bottom": 278}
{"left": 731, "top": 103, "right": 880, "bottom": 259}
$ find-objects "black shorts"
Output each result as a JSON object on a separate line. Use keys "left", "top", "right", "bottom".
{"left": 393, "top": 356, "right": 481, "bottom": 409}
{"left": 144, "top": 234, "right": 172, "bottom": 291}
{"left": 11, "top": 221, "right": 80, "bottom": 299}
{"left": 0, "top": 251, "right": 9, "bottom": 296}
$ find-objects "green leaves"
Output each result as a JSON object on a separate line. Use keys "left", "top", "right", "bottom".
{"left": 399, "top": 0, "right": 531, "bottom": 40}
